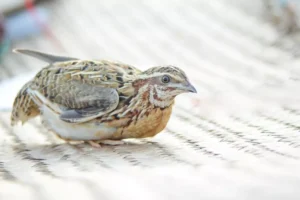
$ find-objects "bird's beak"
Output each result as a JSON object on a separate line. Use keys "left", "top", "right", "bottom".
{"left": 183, "top": 82, "right": 197, "bottom": 93}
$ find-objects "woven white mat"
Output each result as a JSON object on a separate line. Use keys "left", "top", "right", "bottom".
{"left": 1, "top": 0, "right": 300, "bottom": 199}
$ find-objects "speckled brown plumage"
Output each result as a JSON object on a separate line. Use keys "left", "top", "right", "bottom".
{"left": 11, "top": 49, "right": 196, "bottom": 147}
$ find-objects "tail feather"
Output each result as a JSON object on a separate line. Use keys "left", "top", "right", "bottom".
{"left": 12, "top": 48, "right": 78, "bottom": 64}
{"left": 11, "top": 81, "right": 40, "bottom": 126}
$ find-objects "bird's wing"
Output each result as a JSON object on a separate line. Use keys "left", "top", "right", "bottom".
{"left": 29, "top": 80, "right": 119, "bottom": 123}
{"left": 13, "top": 49, "right": 78, "bottom": 64}
{"left": 29, "top": 60, "right": 138, "bottom": 123}
{"left": 59, "top": 85, "right": 119, "bottom": 123}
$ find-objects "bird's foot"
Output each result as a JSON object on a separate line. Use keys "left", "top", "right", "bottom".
{"left": 86, "top": 140, "right": 125, "bottom": 148}
{"left": 87, "top": 141, "right": 102, "bottom": 148}
{"left": 98, "top": 140, "right": 125, "bottom": 146}
{"left": 67, "top": 140, "right": 85, "bottom": 145}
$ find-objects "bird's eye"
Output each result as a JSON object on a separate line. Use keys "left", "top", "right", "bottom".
{"left": 161, "top": 75, "right": 171, "bottom": 83}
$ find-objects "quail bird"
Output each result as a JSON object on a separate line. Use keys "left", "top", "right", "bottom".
{"left": 11, "top": 49, "right": 197, "bottom": 147}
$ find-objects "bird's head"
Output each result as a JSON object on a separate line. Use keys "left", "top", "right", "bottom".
{"left": 135, "top": 65, "right": 197, "bottom": 108}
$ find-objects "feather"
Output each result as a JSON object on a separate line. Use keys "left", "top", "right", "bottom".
{"left": 13, "top": 49, "right": 78, "bottom": 64}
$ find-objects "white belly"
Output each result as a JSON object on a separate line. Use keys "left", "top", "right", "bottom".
{"left": 41, "top": 105, "right": 117, "bottom": 141}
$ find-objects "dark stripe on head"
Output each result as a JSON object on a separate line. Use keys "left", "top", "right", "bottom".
{"left": 142, "top": 65, "right": 187, "bottom": 79}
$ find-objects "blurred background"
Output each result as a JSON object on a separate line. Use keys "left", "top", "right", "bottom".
{"left": 1, "top": 0, "right": 300, "bottom": 109}
{"left": 1, "top": 0, "right": 300, "bottom": 200}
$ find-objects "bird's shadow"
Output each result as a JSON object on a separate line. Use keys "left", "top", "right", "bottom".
{"left": 14, "top": 139, "right": 158, "bottom": 154}
{"left": 11, "top": 139, "right": 177, "bottom": 169}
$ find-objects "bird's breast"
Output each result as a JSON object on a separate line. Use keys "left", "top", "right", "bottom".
{"left": 107, "top": 103, "right": 174, "bottom": 139}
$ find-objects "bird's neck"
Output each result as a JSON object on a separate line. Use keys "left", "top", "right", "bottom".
{"left": 111, "top": 84, "right": 174, "bottom": 120}
{"left": 148, "top": 85, "right": 175, "bottom": 108}
{"left": 131, "top": 79, "right": 175, "bottom": 108}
